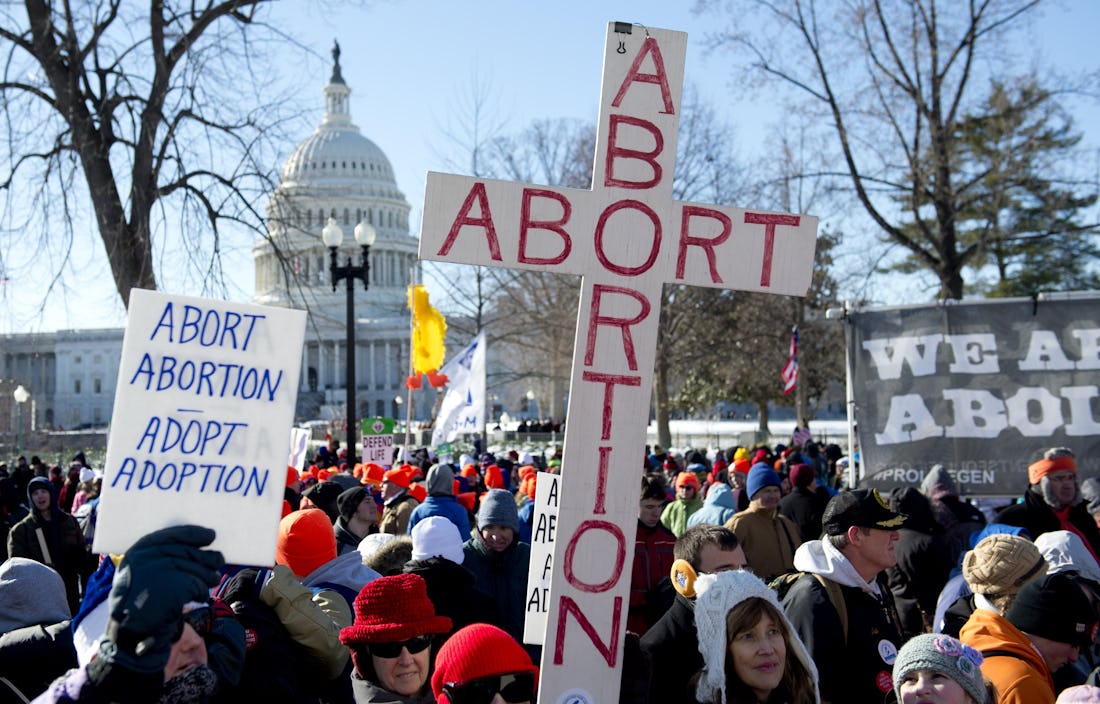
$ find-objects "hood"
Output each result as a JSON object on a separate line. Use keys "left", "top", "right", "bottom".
{"left": 920, "top": 464, "right": 958, "bottom": 500}
{"left": 958, "top": 607, "right": 1051, "bottom": 683}
{"left": 426, "top": 464, "right": 455, "bottom": 495}
{"left": 26, "top": 475, "right": 55, "bottom": 514}
{"left": 304, "top": 548, "right": 381, "bottom": 592}
{"left": 1035, "top": 530, "right": 1100, "bottom": 586}
{"left": 891, "top": 486, "right": 939, "bottom": 534}
{"left": 703, "top": 482, "right": 736, "bottom": 509}
{"left": 0, "top": 557, "right": 71, "bottom": 632}
{"left": 793, "top": 539, "right": 881, "bottom": 595}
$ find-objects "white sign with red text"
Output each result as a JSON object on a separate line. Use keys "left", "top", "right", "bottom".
{"left": 419, "top": 23, "right": 817, "bottom": 704}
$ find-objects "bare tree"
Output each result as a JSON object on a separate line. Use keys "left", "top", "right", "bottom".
{"left": 0, "top": 1, "right": 303, "bottom": 311}
{"left": 698, "top": 0, "right": 1094, "bottom": 299}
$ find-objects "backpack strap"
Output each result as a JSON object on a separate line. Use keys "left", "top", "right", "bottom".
{"left": 34, "top": 526, "right": 53, "bottom": 566}
{"left": 811, "top": 573, "right": 848, "bottom": 644}
{"left": 980, "top": 648, "right": 1026, "bottom": 662}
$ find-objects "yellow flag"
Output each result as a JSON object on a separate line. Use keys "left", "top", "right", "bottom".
{"left": 408, "top": 284, "right": 446, "bottom": 374}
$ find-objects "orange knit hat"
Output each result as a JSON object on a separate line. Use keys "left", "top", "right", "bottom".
{"left": 1028, "top": 455, "right": 1076, "bottom": 484}
{"left": 276, "top": 508, "right": 337, "bottom": 577}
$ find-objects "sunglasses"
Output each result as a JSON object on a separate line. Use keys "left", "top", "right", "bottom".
{"left": 369, "top": 635, "right": 433, "bottom": 658}
{"left": 443, "top": 672, "right": 535, "bottom": 704}
{"left": 183, "top": 606, "right": 212, "bottom": 637}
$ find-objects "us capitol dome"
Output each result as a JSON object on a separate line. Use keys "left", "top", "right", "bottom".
{"left": 254, "top": 42, "right": 421, "bottom": 423}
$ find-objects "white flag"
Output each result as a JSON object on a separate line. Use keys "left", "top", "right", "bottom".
{"left": 431, "top": 330, "right": 486, "bottom": 447}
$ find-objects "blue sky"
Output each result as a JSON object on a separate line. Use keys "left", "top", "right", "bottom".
{"left": 2, "top": 0, "right": 1097, "bottom": 333}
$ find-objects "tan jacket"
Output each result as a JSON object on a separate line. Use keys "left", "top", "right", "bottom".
{"left": 725, "top": 503, "right": 801, "bottom": 581}
{"left": 260, "top": 564, "right": 351, "bottom": 679}
{"left": 380, "top": 492, "right": 418, "bottom": 535}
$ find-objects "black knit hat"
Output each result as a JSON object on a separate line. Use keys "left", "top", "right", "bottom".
{"left": 1007, "top": 573, "right": 1098, "bottom": 647}
{"left": 337, "top": 486, "right": 369, "bottom": 522}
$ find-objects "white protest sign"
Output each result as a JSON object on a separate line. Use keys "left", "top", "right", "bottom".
{"left": 94, "top": 289, "right": 306, "bottom": 565}
{"left": 361, "top": 417, "right": 395, "bottom": 464}
{"left": 419, "top": 23, "right": 818, "bottom": 704}
{"left": 523, "top": 472, "right": 560, "bottom": 645}
{"left": 288, "top": 427, "right": 310, "bottom": 470}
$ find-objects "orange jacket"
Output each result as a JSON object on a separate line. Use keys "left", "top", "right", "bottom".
{"left": 959, "top": 607, "right": 1055, "bottom": 704}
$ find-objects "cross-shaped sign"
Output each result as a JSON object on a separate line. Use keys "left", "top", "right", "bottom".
{"left": 419, "top": 23, "right": 818, "bottom": 704}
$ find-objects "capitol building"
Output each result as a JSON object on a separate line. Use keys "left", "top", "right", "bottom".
{"left": 1, "top": 46, "right": 429, "bottom": 436}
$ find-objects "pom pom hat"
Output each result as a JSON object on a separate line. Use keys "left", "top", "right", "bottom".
{"left": 431, "top": 624, "right": 537, "bottom": 702}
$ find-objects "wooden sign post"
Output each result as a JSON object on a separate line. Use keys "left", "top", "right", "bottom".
{"left": 419, "top": 23, "right": 818, "bottom": 704}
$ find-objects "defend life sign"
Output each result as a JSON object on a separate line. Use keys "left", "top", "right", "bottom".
{"left": 419, "top": 23, "right": 818, "bottom": 704}
{"left": 94, "top": 289, "right": 306, "bottom": 565}
{"left": 846, "top": 295, "right": 1100, "bottom": 496}
{"left": 361, "top": 417, "right": 395, "bottom": 465}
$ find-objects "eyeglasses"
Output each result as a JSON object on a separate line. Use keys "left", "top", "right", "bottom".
{"left": 369, "top": 635, "right": 433, "bottom": 658}
{"left": 443, "top": 672, "right": 535, "bottom": 704}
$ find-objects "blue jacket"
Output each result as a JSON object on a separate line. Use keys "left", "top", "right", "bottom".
{"left": 407, "top": 495, "right": 471, "bottom": 539}
{"left": 687, "top": 483, "right": 737, "bottom": 528}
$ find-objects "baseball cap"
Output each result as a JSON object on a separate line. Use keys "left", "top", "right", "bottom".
{"left": 822, "top": 488, "right": 907, "bottom": 535}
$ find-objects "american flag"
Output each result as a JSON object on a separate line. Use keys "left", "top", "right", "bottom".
{"left": 781, "top": 325, "right": 798, "bottom": 395}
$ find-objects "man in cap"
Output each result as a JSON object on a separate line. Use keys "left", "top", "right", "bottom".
{"left": 961, "top": 572, "right": 1097, "bottom": 704}
{"left": 378, "top": 466, "right": 418, "bottom": 535}
{"left": 998, "top": 447, "right": 1100, "bottom": 561}
{"left": 725, "top": 463, "right": 801, "bottom": 581}
{"left": 660, "top": 470, "right": 703, "bottom": 538}
{"left": 780, "top": 488, "right": 907, "bottom": 704}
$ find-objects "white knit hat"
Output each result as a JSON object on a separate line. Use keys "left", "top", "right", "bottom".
{"left": 411, "top": 516, "right": 465, "bottom": 565}
{"left": 693, "top": 570, "right": 819, "bottom": 704}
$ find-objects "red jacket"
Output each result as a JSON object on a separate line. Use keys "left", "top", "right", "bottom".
{"left": 629, "top": 520, "right": 677, "bottom": 635}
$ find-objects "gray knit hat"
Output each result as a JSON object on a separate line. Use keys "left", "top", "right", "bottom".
{"left": 477, "top": 488, "right": 519, "bottom": 532}
{"left": 892, "top": 633, "right": 988, "bottom": 704}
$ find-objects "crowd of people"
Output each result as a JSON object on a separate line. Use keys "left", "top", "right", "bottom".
{"left": 1, "top": 438, "right": 1099, "bottom": 704}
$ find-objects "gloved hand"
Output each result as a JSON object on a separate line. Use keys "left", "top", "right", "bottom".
{"left": 97, "top": 525, "right": 225, "bottom": 677}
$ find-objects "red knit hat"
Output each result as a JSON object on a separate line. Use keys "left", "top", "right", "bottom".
{"left": 409, "top": 482, "right": 427, "bottom": 503}
{"left": 732, "top": 458, "right": 751, "bottom": 475}
{"left": 340, "top": 573, "right": 452, "bottom": 677}
{"left": 383, "top": 467, "right": 412, "bottom": 490}
{"left": 460, "top": 464, "right": 478, "bottom": 479}
{"left": 1029, "top": 455, "right": 1076, "bottom": 484}
{"left": 431, "top": 624, "right": 538, "bottom": 701}
{"left": 788, "top": 463, "right": 815, "bottom": 489}
{"left": 276, "top": 508, "right": 337, "bottom": 577}
{"left": 484, "top": 464, "right": 505, "bottom": 490}
{"left": 285, "top": 466, "right": 300, "bottom": 487}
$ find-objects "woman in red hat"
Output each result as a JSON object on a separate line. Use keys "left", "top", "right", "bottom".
{"left": 432, "top": 623, "right": 538, "bottom": 704}
{"left": 339, "top": 573, "right": 452, "bottom": 703}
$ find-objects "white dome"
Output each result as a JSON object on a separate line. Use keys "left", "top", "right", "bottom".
{"left": 280, "top": 126, "right": 398, "bottom": 192}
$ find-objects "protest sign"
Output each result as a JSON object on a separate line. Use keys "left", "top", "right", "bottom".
{"left": 361, "top": 417, "right": 395, "bottom": 464}
{"left": 94, "top": 289, "right": 306, "bottom": 565}
{"left": 846, "top": 294, "right": 1100, "bottom": 495}
{"left": 419, "top": 23, "right": 817, "bottom": 704}
{"left": 288, "top": 427, "right": 310, "bottom": 470}
{"left": 524, "top": 472, "right": 560, "bottom": 645}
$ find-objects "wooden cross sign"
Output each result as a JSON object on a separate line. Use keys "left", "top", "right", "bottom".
{"left": 419, "top": 23, "right": 818, "bottom": 704}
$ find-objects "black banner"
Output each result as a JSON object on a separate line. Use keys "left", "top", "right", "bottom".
{"left": 846, "top": 295, "right": 1100, "bottom": 497}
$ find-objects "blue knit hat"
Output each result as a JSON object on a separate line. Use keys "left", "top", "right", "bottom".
{"left": 477, "top": 488, "right": 519, "bottom": 532}
{"left": 746, "top": 463, "right": 781, "bottom": 500}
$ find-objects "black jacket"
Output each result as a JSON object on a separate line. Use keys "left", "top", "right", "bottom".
{"left": 778, "top": 486, "right": 828, "bottom": 542}
{"left": 0, "top": 619, "right": 77, "bottom": 700}
{"left": 782, "top": 572, "right": 903, "bottom": 704}
{"left": 402, "top": 557, "right": 499, "bottom": 638}
{"left": 638, "top": 594, "right": 700, "bottom": 704}
{"left": 998, "top": 487, "right": 1100, "bottom": 557}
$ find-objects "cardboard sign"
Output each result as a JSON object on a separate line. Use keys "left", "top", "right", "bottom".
{"left": 94, "top": 289, "right": 306, "bottom": 565}
{"left": 361, "top": 417, "right": 395, "bottom": 465}
{"left": 419, "top": 24, "right": 817, "bottom": 704}
{"left": 523, "top": 473, "right": 560, "bottom": 645}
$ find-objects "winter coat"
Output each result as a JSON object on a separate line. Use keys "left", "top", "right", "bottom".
{"left": 7, "top": 479, "right": 88, "bottom": 612}
{"left": 302, "top": 549, "right": 381, "bottom": 614}
{"left": 407, "top": 495, "right": 470, "bottom": 540}
{"left": 778, "top": 485, "right": 829, "bottom": 543}
{"left": 686, "top": 483, "right": 737, "bottom": 528}
{"left": 0, "top": 620, "right": 77, "bottom": 700}
{"left": 402, "top": 557, "right": 500, "bottom": 637}
{"left": 998, "top": 487, "right": 1100, "bottom": 558}
{"left": 629, "top": 520, "right": 677, "bottom": 635}
{"left": 724, "top": 503, "right": 801, "bottom": 581}
{"left": 959, "top": 607, "right": 1056, "bottom": 704}
{"left": 350, "top": 672, "right": 434, "bottom": 704}
{"left": 887, "top": 488, "right": 953, "bottom": 639}
{"left": 379, "top": 492, "right": 418, "bottom": 535}
{"left": 334, "top": 517, "right": 375, "bottom": 556}
{"left": 638, "top": 594, "right": 700, "bottom": 704}
{"left": 782, "top": 539, "right": 904, "bottom": 704}
{"left": 461, "top": 534, "right": 530, "bottom": 642}
{"left": 659, "top": 497, "right": 702, "bottom": 538}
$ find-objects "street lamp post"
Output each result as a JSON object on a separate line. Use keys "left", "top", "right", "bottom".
{"left": 13, "top": 384, "right": 29, "bottom": 456}
{"left": 323, "top": 217, "right": 376, "bottom": 465}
